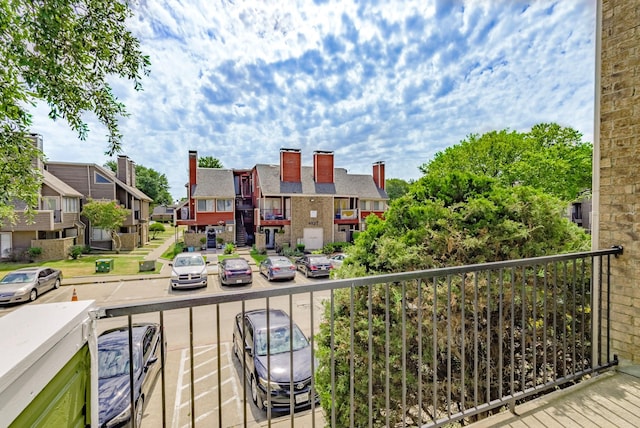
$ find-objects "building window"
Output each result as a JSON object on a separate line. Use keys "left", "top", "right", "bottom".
{"left": 63, "top": 197, "right": 79, "bottom": 213}
{"left": 216, "top": 199, "right": 233, "bottom": 212}
{"left": 95, "top": 172, "right": 111, "bottom": 184}
{"left": 362, "top": 200, "right": 385, "bottom": 211}
{"left": 92, "top": 227, "right": 110, "bottom": 241}
{"left": 197, "top": 199, "right": 214, "bottom": 212}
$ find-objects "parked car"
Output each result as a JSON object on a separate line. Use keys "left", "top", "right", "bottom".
{"left": 219, "top": 258, "right": 253, "bottom": 285}
{"left": 295, "top": 254, "right": 332, "bottom": 278}
{"left": 98, "top": 323, "right": 165, "bottom": 428}
{"left": 259, "top": 256, "right": 297, "bottom": 281}
{"left": 0, "top": 267, "right": 62, "bottom": 304}
{"left": 232, "top": 309, "right": 318, "bottom": 411}
{"left": 169, "top": 253, "right": 209, "bottom": 289}
{"left": 328, "top": 253, "right": 347, "bottom": 268}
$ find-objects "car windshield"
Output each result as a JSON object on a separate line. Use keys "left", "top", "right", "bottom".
{"left": 174, "top": 256, "right": 204, "bottom": 267}
{"left": 271, "top": 258, "right": 292, "bottom": 267}
{"left": 0, "top": 272, "right": 35, "bottom": 284}
{"left": 98, "top": 347, "right": 140, "bottom": 378}
{"left": 225, "top": 260, "right": 248, "bottom": 269}
{"left": 254, "top": 325, "right": 310, "bottom": 356}
{"left": 309, "top": 256, "right": 330, "bottom": 264}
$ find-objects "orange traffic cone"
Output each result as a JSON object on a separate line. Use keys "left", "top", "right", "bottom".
{"left": 71, "top": 288, "right": 78, "bottom": 302}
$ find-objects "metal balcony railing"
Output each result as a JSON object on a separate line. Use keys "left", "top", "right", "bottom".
{"left": 90, "top": 247, "right": 622, "bottom": 427}
{"left": 261, "top": 209, "right": 289, "bottom": 221}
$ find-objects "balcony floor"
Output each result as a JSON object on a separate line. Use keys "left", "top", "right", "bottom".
{"left": 470, "top": 365, "right": 640, "bottom": 427}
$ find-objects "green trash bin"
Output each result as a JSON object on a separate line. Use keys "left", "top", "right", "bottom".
{"left": 138, "top": 260, "right": 156, "bottom": 272}
{"left": 95, "top": 258, "right": 114, "bottom": 273}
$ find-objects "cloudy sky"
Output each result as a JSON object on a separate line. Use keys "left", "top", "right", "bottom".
{"left": 32, "top": 0, "right": 597, "bottom": 201}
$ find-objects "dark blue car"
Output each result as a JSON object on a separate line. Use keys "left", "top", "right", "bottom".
{"left": 98, "top": 323, "right": 164, "bottom": 428}
{"left": 232, "top": 309, "right": 318, "bottom": 411}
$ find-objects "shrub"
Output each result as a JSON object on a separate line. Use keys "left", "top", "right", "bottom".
{"left": 149, "top": 222, "right": 166, "bottom": 239}
{"left": 296, "top": 243, "right": 305, "bottom": 253}
{"left": 27, "top": 247, "right": 42, "bottom": 259}
{"left": 322, "top": 242, "right": 351, "bottom": 254}
{"left": 224, "top": 243, "right": 235, "bottom": 254}
{"left": 69, "top": 245, "right": 84, "bottom": 259}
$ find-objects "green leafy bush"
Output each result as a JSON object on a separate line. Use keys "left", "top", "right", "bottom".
{"left": 27, "top": 247, "right": 42, "bottom": 259}
{"left": 69, "top": 245, "right": 84, "bottom": 259}
{"left": 296, "top": 243, "right": 305, "bottom": 252}
{"left": 224, "top": 243, "right": 235, "bottom": 254}
{"left": 149, "top": 222, "right": 166, "bottom": 239}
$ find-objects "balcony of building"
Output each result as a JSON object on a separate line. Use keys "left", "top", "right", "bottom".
{"left": 2, "top": 246, "right": 634, "bottom": 427}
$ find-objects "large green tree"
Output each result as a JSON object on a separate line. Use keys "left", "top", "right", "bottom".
{"left": 317, "top": 173, "right": 591, "bottom": 425}
{"left": 1, "top": 0, "right": 149, "bottom": 226}
{"left": 135, "top": 165, "right": 172, "bottom": 205}
{"left": 419, "top": 123, "right": 592, "bottom": 202}
{"left": 104, "top": 161, "right": 172, "bottom": 205}
{"left": 385, "top": 178, "right": 412, "bottom": 201}
{"left": 198, "top": 156, "right": 223, "bottom": 168}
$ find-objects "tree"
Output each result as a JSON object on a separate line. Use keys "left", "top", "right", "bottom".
{"left": 81, "top": 199, "right": 130, "bottom": 252}
{"left": 104, "top": 161, "right": 173, "bottom": 205}
{"left": 316, "top": 171, "right": 591, "bottom": 426}
{"left": 149, "top": 222, "right": 165, "bottom": 239}
{"left": 1, "top": 0, "right": 150, "bottom": 226}
{"left": 385, "top": 178, "right": 411, "bottom": 201}
{"left": 134, "top": 165, "right": 172, "bottom": 205}
{"left": 419, "top": 123, "right": 592, "bottom": 202}
{"left": 198, "top": 156, "right": 223, "bottom": 168}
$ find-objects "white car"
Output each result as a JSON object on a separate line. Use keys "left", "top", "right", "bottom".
{"left": 169, "top": 253, "right": 209, "bottom": 289}
{"left": 329, "top": 253, "right": 347, "bottom": 268}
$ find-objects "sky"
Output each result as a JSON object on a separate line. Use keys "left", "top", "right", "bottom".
{"left": 32, "top": 0, "right": 597, "bottom": 201}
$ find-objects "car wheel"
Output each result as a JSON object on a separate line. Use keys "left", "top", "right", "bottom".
{"left": 251, "top": 375, "right": 264, "bottom": 411}
{"left": 53, "top": 278, "right": 61, "bottom": 289}
{"left": 29, "top": 289, "right": 38, "bottom": 302}
{"left": 267, "top": 272, "right": 273, "bottom": 281}
{"left": 135, "top": 396, "right": 144, "bottom": 427}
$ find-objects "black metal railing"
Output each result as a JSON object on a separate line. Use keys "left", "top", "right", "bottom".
{"left": 90, "top": 247, "right": 622, "bottom": 427}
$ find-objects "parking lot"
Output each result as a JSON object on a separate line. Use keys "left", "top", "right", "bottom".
{"left": 0, "top": 267, "right": 329, "bottom": 427}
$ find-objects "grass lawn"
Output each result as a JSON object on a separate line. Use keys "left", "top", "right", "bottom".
{"left": 0, "top": 226, "right": 181, "bottom": 278}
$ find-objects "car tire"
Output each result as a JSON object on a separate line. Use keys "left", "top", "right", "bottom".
{"left": 54, "top": 278, "right": 61, "bottom": 289}
{"left": 29, "top": 289, "right": 37, "bottom": 302}
{"left": 135, "top": 396, "right": 144, "bottom": 427}
{"left": 251, "top": 375, "right": 264, "bottom": 411}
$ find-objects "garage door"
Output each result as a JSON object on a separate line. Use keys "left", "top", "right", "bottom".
{"left": 303, "top": 228, "right": 323, "bottom": 250}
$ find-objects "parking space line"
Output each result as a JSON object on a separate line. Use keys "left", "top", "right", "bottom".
{"left": 173, "top": 342, "right": 241, "bottom": 427}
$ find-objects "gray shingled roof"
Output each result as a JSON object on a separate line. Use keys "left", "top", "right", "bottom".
{"left": 255, "top": 164, "right": 388, "bottom": 199}
{"left": 42, "top": 170, "right": 83, "bottom": 197}
{"left": 192, "top": 168, "right": 235, "bottom": 198}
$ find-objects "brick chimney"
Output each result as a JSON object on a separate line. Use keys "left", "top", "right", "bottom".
{"left": 189, "top": 151, "right": 198, "bottom": 219}
{"left": 29, "top": 133, "right": 44, "bottom": 174}
{"left": 116, "top": 155, "right": 136, "bottom": 186}
{"left": 313, "top": 150, "right": 334, "bottom": 183}
{"left": 373, "top": 161, "right": 385, "bottom": 190}
{"left": 280, "top": 148, "right": 301, "bottom": 182}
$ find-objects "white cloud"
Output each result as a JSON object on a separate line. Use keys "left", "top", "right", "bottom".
{"left": 32, "top": 0, "right": 597, "bottom": 200}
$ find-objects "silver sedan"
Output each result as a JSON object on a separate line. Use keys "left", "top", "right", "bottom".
{"left": 0, "top": 267, "right": 62, "bottom": 304}
{"left": 259, "top": 256, "right": 297, "bottom": 281}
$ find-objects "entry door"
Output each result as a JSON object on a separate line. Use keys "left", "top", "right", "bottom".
{"left": 0, "top": 233, "right": 11, "bottom": 258}
{"left": 303, "top": 228, "right": 323, "bottom": 250}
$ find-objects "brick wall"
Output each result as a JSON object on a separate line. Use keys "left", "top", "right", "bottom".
{"left": 599, "top": 0, "right": 640, "bottom": 362}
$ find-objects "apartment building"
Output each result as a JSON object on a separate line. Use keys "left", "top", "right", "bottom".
{"left": 176, "top": 148, "right": 388, "bottom": 250}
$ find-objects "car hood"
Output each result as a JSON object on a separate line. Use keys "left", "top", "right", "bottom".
{"left": 172, "top": 265, "right": 206, "bottom": 275}
{"left": 0, "top": 282, "right": 34, "bottom": 294}
{"left": 255, "top": 346, "right": 314, "bottom": 383}
{"left": 98, "top": 374, "right": 140, "bottom": 422}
